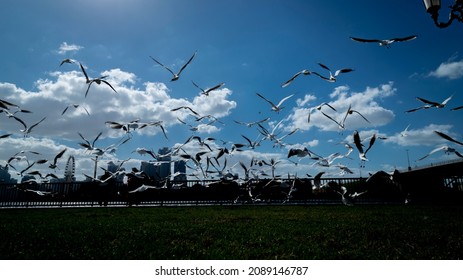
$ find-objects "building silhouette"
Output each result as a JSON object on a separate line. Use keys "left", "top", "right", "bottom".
{"left": 0, "top": 165, "right": 17, "bottom": 184}
{"left": 157, "top": 147, "right": 171, "bottom": 180}
{"left": 174, "top": 160, "right": 187, "bottom": 181}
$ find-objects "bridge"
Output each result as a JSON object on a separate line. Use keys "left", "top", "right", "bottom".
{"left": 393, "top": 158, "right": 463, "bottom": 202}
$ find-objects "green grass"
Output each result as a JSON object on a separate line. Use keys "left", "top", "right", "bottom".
{"left": 0, "top": 205, "right": 462, "bottom": 259}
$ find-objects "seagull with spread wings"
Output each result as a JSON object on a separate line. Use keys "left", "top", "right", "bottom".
{"left": 350, "top": 35, "right": 417, "bottom": 48}
{"left": 79, "top": 63, "right": 117, "bottom": 98}
{"left": 341, "top": 104, "right": 370, "bottom": 127}
{"left": 256, "top": 93, "right": 294, "bottom": 112}
{"left": 234, "top": 117, "right": 270, "bottom": 127}
{"left": 191, "top": 81, "right": 225, "bottom": 96}
{"left": 61, "top": 104, "right": 90, "bottom": 116}
{"left": 353, "top": 130, "right": 377, "bottom": 166}
{"left": 14, "top": 116, "right": 47, "bottom": 137}
{"left": 312, "top": 63, "right": 353, "bottom": 83}
{"left": 48, "top": 148, "right": 67, "bottom": 169}
{"left": 417, "top": 145, "right": 463, "bottom": 161}
{"left": 150, "top": 51, "right": 196, "bottom": 81}
{"left": 406, "top": 95, "right": 453, "bottom": 113}
{"left": 281, "top": 69, "right": 311, "bottom": 87}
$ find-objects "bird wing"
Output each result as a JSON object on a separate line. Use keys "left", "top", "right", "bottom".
{"left": 276, "top": 94, "right": 294, "bottom": 108}
{"left": 92, "top": 132, "right": 103, "bottom": 147}
{"left": 450, "top": 105, "right": 463, "bottom": 111}
{"left": 334, "top": 68, "right": 354, "bottom": 76}
{"left": 441, "top": 95, "right": 453, "bottom": 105}
{"left": 434, "top": 130, "right": 463, "bottom": 146}
{"left": 149, "top": 56, "right": 176, "bottom": 76}
{"left": 416, "top": 97, "right": 440, "bottom": 106}
{"left": 341, "top": 104, "right": 352, "bottom": 126}
{"left": 11, "top": 116, "right": 27, "bottom": 131}
{"left": 350, "top": 37, "right": 381, "bottom": 43}
{"left": 417, "top": 146, "right": 447, "bottom": 161}
{"left": 191, "top": 80, "right": 206, "bottom": 93}
{"left": 353, "top": 131, "right": 364, "bottom": 155}
{"left": 281, "top": 70, "right": 309, "bottom": 88}
{"left": 61, "top": 106, "right": 70, "bottom": 115}
{"left": 53, "top": 148, "right": 67, "bottom": 165}
{"left": 311, "top": 71, "right": 330, "bottom": 81}
{"left": 321, "top": 111, "right": 343, "bottom": 128}
{"left": 28, "top": 117, "right": 46, "bottom": 132}
{"left": 101, "top": 80, "right": 117, "bottom": 93}
{"left": 317, "top": 63, "right": 331, "bottom": 71}
{"left": 364, "top": 133, "right": 377, "bottom": 155}
{"left": 204, "top": 82, "right": 225, "bottom": 94}
{"left": 313, "top": 171, "right": 325, "bottom": 188}
{"left": 84, "top": 82, "right": 93, "bottom": 98}
{"left": 392, "top": 35, "right": 417, "bottom": 42}
{"left": 405, "top": 106, "right": 426, "bottom": 113}
{"left": 176, "top": 51, "right": 197, "bottom": 76}
{"left": 79, "top": 63, "right": 90, "bottom": 83}
{"left": 351, "top": 109, "right": 370, "bottom": 123}
{"left": 256, "top": 92, "right": 277, "bottom": 108}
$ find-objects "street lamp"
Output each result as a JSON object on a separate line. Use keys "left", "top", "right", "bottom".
{"left": 423, "top": 0, "right": 463, "bottom": 28}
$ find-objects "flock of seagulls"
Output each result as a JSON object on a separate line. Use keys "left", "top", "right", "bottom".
{"left": 1, "top": 30, "right": 462, "bottom": 206}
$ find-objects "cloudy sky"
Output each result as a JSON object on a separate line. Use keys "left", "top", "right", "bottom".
{"left": 1, "top": 0, "right": 463, "bottom": 181}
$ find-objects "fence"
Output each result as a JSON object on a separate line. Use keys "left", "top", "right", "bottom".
{"left": 1, "top": 175, "right": 461, "bottom": 208}
{"left": 0, "top": 177, "right": 369, "bottom": 208}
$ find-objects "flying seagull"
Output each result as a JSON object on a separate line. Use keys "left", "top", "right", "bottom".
{"left": 171, "top": 106, "right": 200, "bottom": 116}
{"left": 79, "top": 63, "right": 117, "bottom": 98}
{"left": 281, "top": 69, "right": 311, "bottom": 88}
{"left": 48, "top": 148, "right": 67, "bottom": 169}
{"left": 288, "top": 147, "right": 310, "bottom": 158}
{"left": 350, "top": 35, "right": 417, "bottom": 48}
{"left": 341, "top": 104, "right": 370, "bottom": 127}
{"left": 191, "top": 81, "right": 225, "bottom": 96}
{"left": 417, "top": 145, "right": 463, "bottom": 161}
{"left": 61, "top": 104, "right": 90, "bottom": 116}
{"left": 14, "top": 116, "right": 47, "bottom": 137}
{"left": 59, "top": 58, "right": 77, "bottom": 66}
{"left": 234, "top": 117, "right": 270, "bottom": 127}
{"left": 312, "top": 63, "right": 353, "bottom": 83}
{"left": 406, "top": 95, "right": 453, "bottom": 113}
{"left": 149, "top": 51, "right": 196, "bottom": 81}
{"left": 256, "top": 92, "right": 294, "bottom": 112}
{"left": 353, "top": 130, "right": 376, "bottom": 164}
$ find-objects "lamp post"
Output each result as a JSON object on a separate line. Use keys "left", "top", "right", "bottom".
{"left": 423, "top": 0, "right": 463, "bottom": 28}
{"left": 406, "top": 149, "right": 411, "bottom": 171}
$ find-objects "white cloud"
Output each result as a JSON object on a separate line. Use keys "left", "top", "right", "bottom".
{"left": 429, "top": 60, "right": 463, "bottom": 80}
{"left": 0, "top": 68, "right": 237, "bottom": 140}
{"left": 0, "top": 68, "right": 239, "bottom": 181}
{"left": 288, "top": 82, "right": 396, "bottom": 132}
{"left": 384, "top": 123, "right": 455, "bottom": 147}
{"left": 58, "top": 42, "right": 83, "bottom": 55}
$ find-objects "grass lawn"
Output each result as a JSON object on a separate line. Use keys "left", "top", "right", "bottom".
{"left": 0, "top": 204, "right": 462, "bottom": 259}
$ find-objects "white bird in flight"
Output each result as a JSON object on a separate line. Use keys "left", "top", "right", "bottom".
{"left": 312, "top": 63, "right": 353, "bottom": 83}
{"left": 281, "top": 69, "right": 311, "bottom": 87}
{"left": 353, "top": 130, "right": 377, "bottom": 165}
{"left": 79, "top": 63, "right": 117, "bottom": 98}
{"left": 256, "top": 93, "right": 294, "bottom": 112}
{"left": 417, "top": 145, "right": 463, "bottom": 161}
{"left": 350, "top": 35, "right": 417, "bottom": 48}
{"left": 150, "top": 51, "right": 196, "bottom": 81}
{"left": 406, "top": 95, "right": 453, "bottom": 113}
{"left": 191, "top": 81, "right": 225, "bottom": 96}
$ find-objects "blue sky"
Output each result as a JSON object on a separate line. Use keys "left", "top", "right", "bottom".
{"left": 1, "top": 0, "right": 463, "bottom": 181}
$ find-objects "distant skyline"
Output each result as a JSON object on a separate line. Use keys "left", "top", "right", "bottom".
{"left": 1, "top": 0, "right": 463, "bottom": 182}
